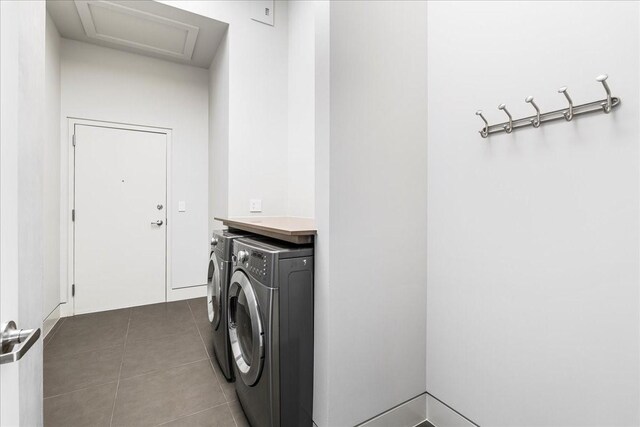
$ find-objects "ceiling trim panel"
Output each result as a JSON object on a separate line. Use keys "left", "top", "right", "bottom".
{"left": 74, "top": 0, "right": 199, "bottom": 60}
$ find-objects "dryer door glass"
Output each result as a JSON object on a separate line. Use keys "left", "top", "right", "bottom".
{"left": 228, "top": 270, "right": 264, "bottom": 386}
{"left": 236, "top": 289, "right": 253, "bottom": 360}
{"left": 207, "top": 253, "right": 222, "bottom": 329}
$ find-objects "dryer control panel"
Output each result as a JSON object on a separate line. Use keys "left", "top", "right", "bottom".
{"left": 235, "top": 245, "right": 271, "bottom": 279}
{"left": 247, "top": 250, "right": 268, "bottom": 278}
{"left": 233, "top": 237, "right": 314, "bottom": 289}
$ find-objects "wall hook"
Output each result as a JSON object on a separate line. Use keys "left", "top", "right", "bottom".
{"left": 525, "top": 96, "right": 541, "bottom": 128}
{"left": 596, "top": 74, "right": 612, "bottom": 113}
{"left": 558, "top": 86, "right": 573, "bottom": 121}
{"left": 475, "top": 110, "right": 489, "bottom": 138}
{"left": 475, "top": 74, "right": 620, "bottom": 138}
{"left": 498, "top": 104, "right": 513, "bottom": 133}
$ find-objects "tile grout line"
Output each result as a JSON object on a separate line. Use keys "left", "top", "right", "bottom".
{"left": 153, "top": 401, "right": 230, "bottom": 427}
{"left": 43, "top": 380, "right": 119, "bottom": 401}
{"left": 187, "top": 299, "right": 238, "bottom": 427}
{"left": 228, "top": 401, "right": 241, "bottom": 427}
{"left": 186, "top": 300, "right": 239, "bottom": 427}
{"left": 109, "top": 308, "right": 132, "bottom": 427}
{"left": 187, "top": 301, "right": 223, "bottom": 384}
{"left": 118, "top": 356, "right": 212, "bottom": 382}
{"left": 44, "top": 312, "right": 132, "bottom": 360}
{"left": 124, "top": 322, "right": 201, "bottom": 347}
{"left": 207, "top": 357, "right": 236, "bottom": 404}
{"left": 44, "top": 342, "right": 125, "bottom": 362}
{"left": 45, "top": 359, "right": 214, "bottom": 407}
{"left": 187, "top": 300, "right": 240, "bottom": 427}
{"left": 42, "top": 361, "right": 223, "bottom": 413}
{"left": 187, "top": 299, "right": 211, "bottom": 358}
{"left": 187, "top": 300, "right": 226, "bottom": 388}
{"left": 46, "top": 322, "right": 202, "bottom": 363}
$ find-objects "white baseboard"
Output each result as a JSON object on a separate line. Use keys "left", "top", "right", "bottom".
{"left": 58, "top": 284, "right": 207, "bottom": 317}
{"left": 167, "top": 283, "right": 206, "bottom": 301}
{"left": 426, "top": 394, "right": 478, "bottom": 427}
{"left": 335, "top": 392, "right": 478, "bottom": 427}
{"left": 60, "top": 301, "right": 72, "bottom": 318}
{"left": 358, "top": 393, "right": 427, "bottom": 427}
{"left": 43, "top": 305, "right": 61, "bottom": 337}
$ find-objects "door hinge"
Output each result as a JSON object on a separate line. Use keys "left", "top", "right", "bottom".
{"left": 72, "top": 134, "right": 76, "bottom": 147}
{"left": 72, "top": 284, "right": 75, "bottom": 297}
{"left": 72, "top": 209, "right": 75, "bottom": 222}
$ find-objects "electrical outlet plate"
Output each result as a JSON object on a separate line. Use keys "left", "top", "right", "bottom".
{"left": 249, "top": 199, "right": 262, "bottom": 213}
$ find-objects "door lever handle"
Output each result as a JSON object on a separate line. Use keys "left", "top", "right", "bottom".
{"left": 0, "top": 321, "right": 41, "bottom": 365}
{"left": 151, "top": 220, "right": 163, "bottom": 226}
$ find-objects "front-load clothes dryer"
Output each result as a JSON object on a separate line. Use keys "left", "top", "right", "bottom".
{"left": 208, "top": 229, "right": 248, "bottom": 381}
{"left": 228, "top": 237, "right": 314, "bottom": 427}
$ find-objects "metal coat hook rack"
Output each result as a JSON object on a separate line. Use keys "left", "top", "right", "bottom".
{"left": 475, "top": 74, "right": 620, "bottom": 138}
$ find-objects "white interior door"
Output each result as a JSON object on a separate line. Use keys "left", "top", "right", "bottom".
{"left": 74, "top": 124, "right": 167, "bottom": 314}
{"left": 1, "top": 1, "right": 45, "bottom": 425}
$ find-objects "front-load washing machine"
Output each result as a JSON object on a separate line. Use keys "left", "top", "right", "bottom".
{"left": 228, "top": 237, "right": 314, "bottom": 427}
{"left": 208, "top": 229, "right": 248, "bottom": 381}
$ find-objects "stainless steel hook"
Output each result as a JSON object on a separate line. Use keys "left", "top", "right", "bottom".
{"left": 475, "top": 110, "right": 489, "bottom": 138}
{"left": 558, "top": 86, "right": 573, "bottom": 121}
{"left": 596, "top": 74, "right": 612, "bottom": 113}
{"left": 475, "top": 74, "right": 620, "bottom": 138}
{"left": 498, "top": 104, "right": 513, "bottom": 133}
{"left": 525, "top": 96, "right": 541, "bottom": 128}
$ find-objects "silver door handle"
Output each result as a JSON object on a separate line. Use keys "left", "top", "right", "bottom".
{"left": 151, "top": 220, "right": 163, "bottom": 226}
{"left": 0, "top": 321, "right": 41, "bottom": 365}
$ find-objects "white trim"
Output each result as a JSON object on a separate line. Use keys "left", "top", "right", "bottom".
{"left": 426, "top": 394, "right": 478, "bottom": 427}
{"left": 65, "top": 117, "right": 173, "bottom": 316}
{"left": 63, "top": 118, "right": 74, "bottom": 314}
{"left": 167, "top": 284, "right": 206, "bottom": 302}
{"left": 74, "top": 0, "right": 199, "bottom": 60}
{"left": 43, "top": 305, "right": 61, "bottom": 338}
{"left": 357, "top": 393, "right": 427, "bottom": 427}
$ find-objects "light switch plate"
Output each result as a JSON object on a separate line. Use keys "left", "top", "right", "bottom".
{"left": 249, "top": 199, "right": 262, "bottom": 213}
{"left": 178, "top": 201, "right": 186, "bottom": 212}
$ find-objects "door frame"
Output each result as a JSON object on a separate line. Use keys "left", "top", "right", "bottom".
{"left": 66, "top": 117, "right": 172, "bottom": 315}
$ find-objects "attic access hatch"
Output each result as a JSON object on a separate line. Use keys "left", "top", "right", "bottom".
{"left": 75, "top": 1, "right": 199, "bottom": 62}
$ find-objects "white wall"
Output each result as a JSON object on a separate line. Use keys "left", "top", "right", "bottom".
{"left": 287, "top": 0, "right": 315, "bottom": 218}
{"left": 313, "top": 2, "right": 428, "bottom": 425}
{"left": 168, "top": 0, "right": 317, "bottom": 224}
{"left": 313, "top": 2, "right": 330, "bottom": 425}
{"left": 60, "top": 40, "right": 210, "bottom": 302}
{"left": 161, "top": 1, "right": 292, "bottom": 221}
{"left": 44, "top": 12, "right": 61, "bottom": 333}
{"left": 426, "top": 2, "right": 639, "bottom": 426}
{"left": 208, "top": 31, "right": 229, "bottom": 233}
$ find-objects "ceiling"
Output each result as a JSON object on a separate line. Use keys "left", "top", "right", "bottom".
{"left": 47, "top": 1, "right": 228, "bottom": 69}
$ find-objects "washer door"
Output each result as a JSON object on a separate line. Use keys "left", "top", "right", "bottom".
{"left": 228, "top": 270, "right": 264, "bottom": 386}
{"left": 207, "top": 252, "right": 222, "bottom": 329}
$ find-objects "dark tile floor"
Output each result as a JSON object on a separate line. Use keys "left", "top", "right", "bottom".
{"left": 44, "top": 298, "right": 250, "bottom": 427}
